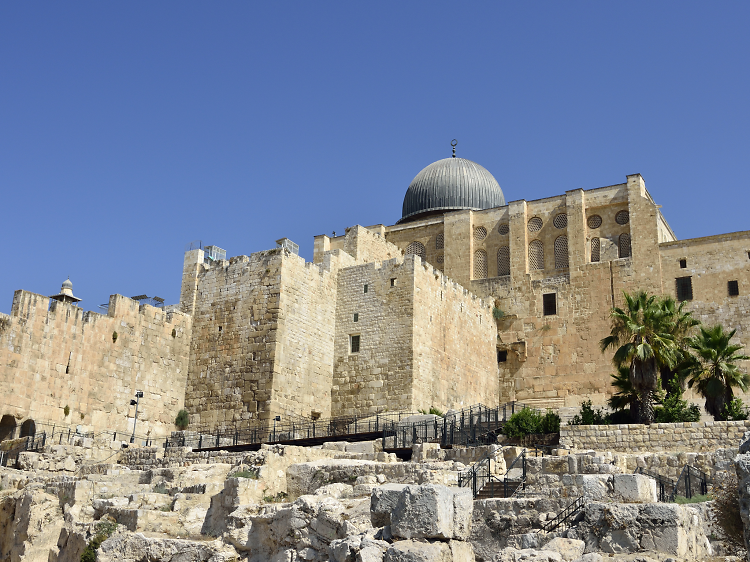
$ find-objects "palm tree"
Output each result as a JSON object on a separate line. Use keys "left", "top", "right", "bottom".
{"left": 685, "top": 325, "right": 750, "bottom": 420}
{"left": 607, "top": 366, "right": 638, "bottom": 422}
{"left": 601, "top": 291, "right": 679, "bottom": 424}
{"left": 658, "top": 297, "right": 700, "bottom": 394}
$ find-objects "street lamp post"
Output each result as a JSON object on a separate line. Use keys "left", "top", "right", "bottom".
{"left": 130, "top": 391, "right": 144, "bottom": 444}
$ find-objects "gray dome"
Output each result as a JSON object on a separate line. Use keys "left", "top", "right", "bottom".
{"left": 62, "top": 278, "right": 73, "bottom": 290}
{"left": 399, "top": 157, "right": 505, "bottom": 223}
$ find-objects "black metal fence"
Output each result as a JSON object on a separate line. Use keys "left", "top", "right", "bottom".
{"left": 0, "top": 432, "right": 48, "bottom": 468}
{"left": 458, "top": 447, "right": 530, "bottom": 499}
{"left": 635, "top": 465, "right": 710, "bottom": 502}
{"left": 542, "top": 495, "right": 585, "bottom": 533}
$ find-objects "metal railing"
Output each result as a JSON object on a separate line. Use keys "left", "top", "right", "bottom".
{"left": 459, "top": 447, "right": 533, "bottom": 499}
{"left": 542, "top": 495, "right": 584, "bottom": 533}
{"left": 0, "top": 432, "right": 48, "bottom": 468}
{"left": 635, "top": 465, "right": 710, "bottom": 502}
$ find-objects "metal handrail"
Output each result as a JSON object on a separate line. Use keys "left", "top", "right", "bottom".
{"left": 542, "top": 495, "right": 584, "bottom": 533}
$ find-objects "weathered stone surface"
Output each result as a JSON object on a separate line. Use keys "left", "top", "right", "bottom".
{"left": 612, "top": 474, "right": 657, "bottom": 503}
{"left": 734, "top": 451, "right": 750, "bottom": 559}
{"left": 390, "top": 485, "right": 473, "bottom": 540}
{"left": 542, "top": 538, "right": 585, "bottom": 561}
{"left": 98, "top": 534, "right": 231, "bottom": 562}
{"left": 384, "top": 540, "right": 451, "bottom": 562}
{"left": 371, "top": 484, "right": 409, "bottom": 527}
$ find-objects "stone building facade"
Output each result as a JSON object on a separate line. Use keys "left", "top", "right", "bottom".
{"left": 1, "top": 152, "right": 748, "bottom": 435}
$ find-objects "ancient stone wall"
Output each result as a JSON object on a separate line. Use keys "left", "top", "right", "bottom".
{"left": 332, "top": 257, "right": 416, "bottom": 416}
{"left": 411, "top": 259, "right": 498, "bottom": 412}
{"left": 182, "top": 247, "right": 346, "bottom": 427}
{"left": 560, "top": 420, "right": 750, "bottom": 453}
{"left": 0, "top": 291, "right": 191, "bottom": 438}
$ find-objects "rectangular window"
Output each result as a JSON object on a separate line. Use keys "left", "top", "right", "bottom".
{"left": 543, "top": 293, "right": 557, "bottom": 316}
{"left": 350, "top": 335, "right": 360, "bottom": 353}
{"left": 363, "top": 284, "right": 368, "bottom": 293}
{"left": 679, "top": 259, "right": 687, "bottom": 269}
{"left": 497, "top": 350, "right": 508, "bottom": 363}
{"left": 728, "top": 280, "right": 739, "bottom": 297}
{"left": 676, "top": 276, "right": 693, "bottom": 301}
{"left": 353, "top": 313, "right": 359, "bottom": 322}
{"left": 390, "top": 278, "right": 396, "bottom": 287}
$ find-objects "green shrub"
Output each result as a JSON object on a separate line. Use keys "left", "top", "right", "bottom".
{"left": 63, "top": 405, "right": 70, "bottom": 417}
{"left": 568, "top": 400, "right": 608, "bottom": 426}
{"left": 153, "top": 484, "right": 169, "bottom": 495}
{"left": 80, "top": 520, "right": 117, "bottom": 562}
{"left": 112, "top": 331, "right": 118, "bottom": 343}
{"left": 175, "top": 409, "right": 189, "bottom": 430}
{"left": 492, "top": 306, "right": 504, "bottom": 320}
{"left": 539, "top": 410, "right": 561, "bottom": 433}
{"left": 722, "top": 398, "right": 749, "bottom": 421}
{"left": 654, "top": 395, "right": 701, "bottom": 423}
{"left": 503, "top": 408, "right": 559, "bottom": 438}
{"left": 417, "top": 406, "right": 443, "bottom": 416}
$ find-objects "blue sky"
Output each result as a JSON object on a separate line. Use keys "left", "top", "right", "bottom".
{"left": 1, "top": 3, "right": 748, "bottom": 313}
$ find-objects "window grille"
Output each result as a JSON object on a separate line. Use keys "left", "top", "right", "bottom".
{"left": 528, "top": 217, "right": 543, "bottom": 233}
{"left": 529, "top": 239, "right": 544, "bottom": 270}
{"left": 363, "top": 284, "right": 368, "bottom": 293}
{"left": 498, "top": 223, "right": 510, "bottom": 235}
{"left": 405, "top": 241, "right": 426, "bottom": 261}
{"left": 554, "top": 236, "right": 569, "bottom": 268}
{"left": 474, "top": 249, "right": 488, "bottom": 279}
{"left": 591, "top": 237, "right": 600, "bottom": 262}
{"left": 615, "top": 210, "right": 630, "bottom": 225}
{"left": 543, "top": 293, "right": 557, "bottom": 316}
{"left": 474, "top": 226, "right": 488, "bottom": 241}
{"left": 436, "top": 253, "right": 444, "bottom": 264}
{"left": 676, "top": 277, "right": 693, "bottom": 301}
{"left": 436, "top": 233, "right": 444, "bottom": 249}
{"left": 350, "top": 335, "right": 360, "bottom": 353}
{"left": 553, "top": 213, "right": 568, "bottom": 229}
{"left": 587, "top": 215, "right": 602, "bottom": 229}
{"left": 619, "top": 233, "right": 631, "bottom": 258}
{"left": 679, "top": 259, "right": 687, "bottom": 269}
{"left": 497, "top": 246, "right": 510, "bottom": 276}
{"left": 728, "top": 280, "right": 739, "bottom": 297}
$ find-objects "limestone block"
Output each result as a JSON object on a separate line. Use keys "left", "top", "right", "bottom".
{"left": 612, "top": 474, "right": 657, "bottom": 503}
{"left": 358, "top": 545, "right": 386, "bottom": 562}
{"left": 580, "top": 475, "right": 611, "bottom": 500}
{"left": 384, "top": 540, "right": 451, "bottom": 562}
{"left": 346, "top": 441, "right": 376, "bottom": 454}
{"left": 449, "top": 540, "right": 475, "bottom": 562}
{"left": 315, "top": 483, "right": 354, "bottom": 499}
{"left": 543, "top": 537, "right": 585, "bottom": 561}
{"left": 371, "top": 484, "right": 409, "bottom": 527}
{"left": 512, "top": 549, "right": 562, "bottom": 562}
{"left": 390, "top": 484, "right": 472, "bottom": 540}
{"left": 735, "top": 452, "right": 750, "bottom": 556}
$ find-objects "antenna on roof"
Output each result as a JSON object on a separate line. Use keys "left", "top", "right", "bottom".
{"left": 451, "top": 139, "right": 457, "bottom": 158}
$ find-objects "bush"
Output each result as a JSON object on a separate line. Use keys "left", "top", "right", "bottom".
{"left": 175, "top": 409, "right": 189, "bottom": 430}
{"left": 654, "top": 394, "right": 701, "bottom": 423}
{"left": 722, "top": 398, "right": 749, "bottom": 421}
{"left": 417, "top": 406, "right": 444, "bottom": 416}
{"left": 503, "top": 408, "right": 560, "bottom": 438}
{"left": 80, "top": 520, "right": 117, "bottom": 562}
{"left": 709, "top": 471, "right": 746, "bottom": 554}
{"left": 568, "top": 400, "right": 608, "bottom": 426}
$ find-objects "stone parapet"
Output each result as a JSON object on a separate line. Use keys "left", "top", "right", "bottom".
{"left": 560, "top": 420, "right": 750, "bottom": 453}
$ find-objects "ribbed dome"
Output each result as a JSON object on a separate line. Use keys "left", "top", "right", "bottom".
{"left": 62, "top": 278, "right": 73, "bottom": 290}
{"left": 399, "top": 157, "right": 505, "bottom": 223}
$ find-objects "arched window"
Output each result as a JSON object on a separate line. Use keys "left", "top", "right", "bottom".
{"left": 435, "top": 233, "right": 444, "bottom": 250}
{"left": 529, "top": 240, "right": 544, "bottom": 270}
{"left": 497, "top": 246, "right": 510, "bottom": 276}
{"left": 474, "top": 250, "right": 488, "bottom": 279}
{"left": 619, "top": 233, "right": 631, "bottom": 258}
{"left": 405, "top": 241, "right": 426, "bottom": 262}
{"left": 591, "top": 237, "right": 600, "bottom": 263}
{"left": 554, "top": 236, "right": 569, "bottom": 269}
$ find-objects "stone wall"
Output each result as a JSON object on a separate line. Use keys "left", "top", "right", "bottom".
{"left": 0, "top": 291, "right": 191, "bottom": 438}
{"left": 331, "top": 253, "right": 498, "bottom": 416}
{"left": 182, "top": 247, "right": 348, "bottom": 427}
{"left": 560, "top": 420, "right": 750, "bottom": 453}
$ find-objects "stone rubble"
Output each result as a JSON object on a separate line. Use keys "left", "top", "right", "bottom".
{"left": 0, "top": 433, "right": 747, "bottom": 562}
